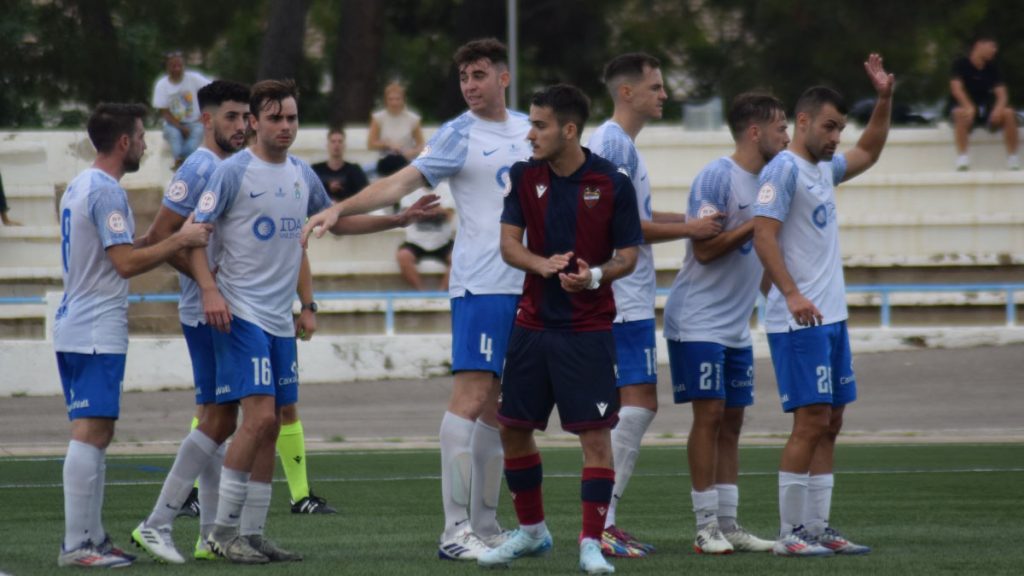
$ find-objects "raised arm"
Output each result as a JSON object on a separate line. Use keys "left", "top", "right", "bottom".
{"left": 842, "top": 53, "right": 895, "bottom": 181}
{"left": 331, "top": 193, "right": 440, "bottom": 235}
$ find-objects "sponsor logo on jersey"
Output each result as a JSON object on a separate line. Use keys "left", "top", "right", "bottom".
{"left": 535, "top": 184, "right": 547, "bottom": 198}
{"left": 839, "top": 375, "right": 855, "bottom": 385}
{"left": 728, "top": 378, "right": 754, "bottom": 389}
{"left": 106, "top": 211, "right": 127, "bottom": 234}
{"left": 757, "top": 182, "right": 776, "bottom": 205}
{"left": 279, "top": 217, "right": 304, "bottom": 239}
{"left": 496, "top": 165, "right": 511, "bottom": 190}
{"left": 583, "top": 186, "right": 601, "bottom": 208}
{"left": 166, "top": 180, "right": 188, "bottom": 202}
{"left": 483, "top": 147, "right": 499, "bottom": 156}
{"left": 812, "top": 200, "right": 836, "bottom": 229}
{"left": 738, "top": 202, "right": 751, "bottom": 210}
{"left": 275, "top": 186, "right": 286, "bottom": 198}
{"left": 252, "top": 216, "right": 276, "bottom": 241}
{"left": 198, "top": 191, "right": 217, "bottom": 213}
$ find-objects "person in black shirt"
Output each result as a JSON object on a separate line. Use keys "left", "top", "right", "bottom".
{"left": 949, "top": 34, "right": 1019, "bottom": 170}
{"left": 311, "top": 127, "right": 369, "bottom": 202}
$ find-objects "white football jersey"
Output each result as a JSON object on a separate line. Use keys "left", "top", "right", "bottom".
{"left": 53, "top": 168, "right": 135, "bottom": 354}
{"left": 664, "top": 157, "right": 762, "bottom": 347}
{"left": 587, "top": 120, "right": 655, "bottom": 322}
{"left": 754, "top": 150, "right": 849, "bottom": 333}
{"left": 161, "top": 146, "right": 220, "bottom": 327}
{"left": 195, "top": 149, "right": 332, "bottom": 337}
{"left": 412, "top": 110, "right": 530, "bottom": 297}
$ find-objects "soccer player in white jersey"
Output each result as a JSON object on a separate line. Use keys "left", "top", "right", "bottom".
{"left": 130, "top": 80, "right": 251, "bottom": 564}
{"left": 664, "top": 93, "right": 789, "bottom": 555}
{"left": 586, "top": 52, "right": 722, "bottom": 557}
{"left": 302, "top": 38, "right": 530, "bottom": 560}
{"left": 753, "top": 54, "right": 893, "bottom": 557}
{"left": 55, "top": 103, "right": 211, "bottom": 568}
{"left": 187, "top": 79, "right": 333, "bottom": 564}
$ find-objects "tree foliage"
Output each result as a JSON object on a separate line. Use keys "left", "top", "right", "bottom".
{"left": 2, "top": 0, "right": 1023, "bottom": 127}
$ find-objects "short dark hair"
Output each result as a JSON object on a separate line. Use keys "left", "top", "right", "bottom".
{"left": 250, "top": 79, "right": 299, "bottom": 118}
{"left": 795, "top": 86, "right": 847, "bottom": 117}
{"left": 198, "top": 80, "right": 251, "bottom": 111}
{"left": 453, "top": 38, "right": 508, "bottom": 69}
{"left": 327, "top": 125, "right": 346, "bottom": 137}
{"left": 603, "top": 52, "right": 661, "bottom": 87}
{"left": 530, "top": 84, "right": 590, "bottom": 136}
{"left": 727, "top": 92, "right": 786, "bottom": 138}
{"left": 87, "top": 103, "right": 147, "bottom": 153}
{"left": 971, "top": 32, "right": 997, "bottom": 47}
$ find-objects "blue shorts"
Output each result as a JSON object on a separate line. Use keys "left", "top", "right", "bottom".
{"left": 56, "top": 352, "right": 126, "bottom": 421}
{"left": 498, "top": 326, "right": 619, "bottom": 433}
{"left": 612, "top": 319, "right": 658, "bottom": 387}
{"left": 766, "top": 321, "right": 857, "bottom": 413}
{"left": 450, "top": 292, "right": 519, "bottom": 377}
{"left": 182, "top": 322, "right": 216, "bottom": 405}
{"left": 666, "top": 341, "right": 754, "bottom": 407}
{"left": 211, "top": 316, "right": 299, "bottom": 407}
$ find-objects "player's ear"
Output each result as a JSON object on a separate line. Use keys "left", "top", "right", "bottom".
{"left": 498, "top": 67, "right": 511, "bottom": 89}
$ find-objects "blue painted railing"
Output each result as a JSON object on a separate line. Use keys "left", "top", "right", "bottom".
{"left": 2, "top": 284, "right": 1022, "bottom": 334}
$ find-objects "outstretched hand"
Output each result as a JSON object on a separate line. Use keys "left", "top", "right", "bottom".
{"left": 300, "top": 206, "right": 341, "bottom": 248}
{"left": 864, "top": 53, "right": 895, "bottom": 98}
{"left": 397, "top": 194, "right": 442, "bottom": 227}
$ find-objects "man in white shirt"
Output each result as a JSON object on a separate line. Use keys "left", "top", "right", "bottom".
{"left": 663, "top": 93, "right": 789, "bottom": 555}
{"left": 586, "top": 52, "right": 722, "bottom": 558}
{"left": 753, "top": 54, "right": 894, "bottom": 557}
{"left": 55, "top": 103, "right": 210, "bottom": 568}
{"left": 303, "top": 38, "right": 530, "bottom": 561}
{"left": 396, "top": 182, "right": 455, "bottom": 291}
{"left": 152, "top": 50, "right": 213, "bottom": 169}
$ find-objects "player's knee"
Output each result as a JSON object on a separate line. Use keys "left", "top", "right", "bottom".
{"left": 241, "top": 409, "right": 278, "bottom": 439}
{"left": 396, "top": 248, "right": 417, "bottom": 265}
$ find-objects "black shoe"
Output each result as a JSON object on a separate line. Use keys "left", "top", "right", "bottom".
{"left": 290, "top": 491, "right": 337, "bottom": 514}
{"left": 177, "top": 486, "right": 200, "bottom": 518}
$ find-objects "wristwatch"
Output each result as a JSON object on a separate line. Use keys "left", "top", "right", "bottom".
{"left": 300, "top": 301, "right": 319, "bottom": 313}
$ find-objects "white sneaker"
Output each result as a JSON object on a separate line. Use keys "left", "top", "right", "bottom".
{"left": 480, "top": 528, "right": 514, "bottom": 548}
{"left": 579, "top": 538, "right": 615, "bottom": 574}
{"left": 131, "top": 522, "right": 185, "bottom": 564}
{"left": 1008, "top": 155, "right": 1020, "bottom": 171}
{"left": 58, "top": 541, "right": 133, "bottom": 568}
{"left": 438, "top": 526, "right": 492, "bottom": 561}
{"left": 693, "top": 522, "right": 734, "bottom": 554}
{"left": 722, "top": 524, "right": 775, "bottom": 552}
{"left": 771, "top": 528, "right": 834, "bottom": 557}
{"left": 477, "top": 527, "right": 552, "bottom": 568}
{"left": 815, "top": 526, "right": 871, "bottom": 555}
{"left": 955, "top": 155, "right": 970, "bottom": 171}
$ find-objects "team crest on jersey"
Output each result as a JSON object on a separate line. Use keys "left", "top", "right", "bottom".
{"left": 294, "top": 180, "right": 302, "bottom": 199}
{"left": 536, "top": 184, "right": 547, "bottom": 198}
{"left": 583, "top": 186, "right": 601, "bottom": 207}
{"left": 698, "top": 202, "right": 718, "bottom": 219}
{"left": 106, "top": 211, "right": 127, "bottom": 234}
{"left": 166, "top": 180, "right": 188, "bottom": 202}
{"left": 198, "top": 191, "right": 216, "bottom": 213}
{"left": 757, "top": 183, "right": 776, "bottom": 205}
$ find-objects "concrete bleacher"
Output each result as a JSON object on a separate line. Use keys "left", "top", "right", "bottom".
{"left": 2, "top": 124, "right": 1023, "bottom": 338}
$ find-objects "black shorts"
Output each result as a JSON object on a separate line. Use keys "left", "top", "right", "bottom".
{"left": 398, "top": 241, "right": 453, "bottom": 263}
{"left": 498, "top": 326, "right": 619, "bottom": 433}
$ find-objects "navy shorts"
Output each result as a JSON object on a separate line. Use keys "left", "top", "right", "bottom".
{"left": 498, "top": 326, "right": 619, "bottom": 433}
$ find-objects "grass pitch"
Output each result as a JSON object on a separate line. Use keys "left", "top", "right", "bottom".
{"left": 1, "top": 443, "right": 1022, "bottom": 575}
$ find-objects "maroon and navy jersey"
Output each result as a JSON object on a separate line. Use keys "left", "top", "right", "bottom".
{"left": 502, "top": 149, "right": 643, "bottom": 332}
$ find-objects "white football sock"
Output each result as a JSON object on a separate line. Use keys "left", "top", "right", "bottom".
{"left": 63, "top": 440, "right": 102, "bottom": 550}
{"left": 198, "top": 443, "right": 226, "bottom": 538}
{"left": 778, "top": 471, "right": 809, "bottom": 536}
{"left": 214, "top": 467, "right": 250, "bottom": 530}
{"left": 469, "top": 419, "right": 503, "bottom": 538}
{"left": 691, "top": 487, "right": 718, "bottom": 528}
{"left": 605, "top": 406, "right": 655, "bottom": 528}
{"left": 439, "top": 411, "right": 474, "bottom": 538}
{"left": 521, "top": 520, "right": 549, "bottom": 538}
{"left": 806, "top": 473, "right": 834, "bottom": 536}
{"left": 91, "top": 449, "right": 107, "bottom": 544}
{"left": 240, "top": 481, "right": 272, "bottom": 536}
{"left": 715, "top": 483, "right": 739, "bottom": 531}
{"left": 147, "top": 429, "right": 219, "bottom": 527}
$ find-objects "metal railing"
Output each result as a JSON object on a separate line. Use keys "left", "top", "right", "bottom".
{"left": 1, "top": 284, "right": 1022, "bottom": 335}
